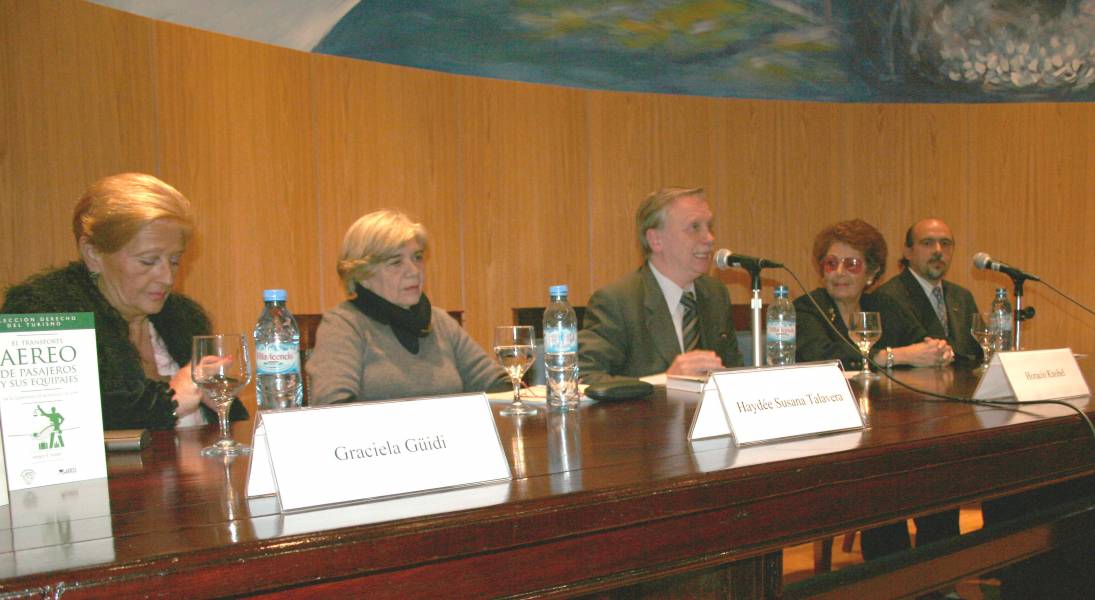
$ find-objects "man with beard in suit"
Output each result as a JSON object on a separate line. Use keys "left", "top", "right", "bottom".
{"left": 877, "top": 218, "right": 982, "bottom": 366}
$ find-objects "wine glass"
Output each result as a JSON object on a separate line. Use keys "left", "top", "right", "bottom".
{"left": 494, "top": 326, "right": 537, "bottom": 416}
{"left": 848, "top": 311, "right": 882, "bottom": 379}
{"left": 192, "top": 334, "right": 252, "bottom": 456}
{"left": 970, "top": 312, "right": 996, "bottom": 373}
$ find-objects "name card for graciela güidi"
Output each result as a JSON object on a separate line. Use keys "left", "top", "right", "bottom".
{"left": 689, "top": 361, "right": 863, "bottom": 446}
{"left": 973, "top": 348, "right": 1089, "bottom": 403}
{"left": 246, "top": 393, "right": 512, "bottom": 512}
{"left": 0, "top": 313, "right": 106, "bottom": 492}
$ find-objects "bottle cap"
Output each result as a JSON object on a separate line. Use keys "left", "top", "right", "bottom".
{"left": 996, "top": 288, "right": 1006, "bottom": 293}
{"left": 263, "top": 289, "right": 288, "bottom": 302}
{"left": 549, "top": 284, "right": 568, "bottom": 297}
{"left": 775, "top": 285, "right": 789, "bottom": 297}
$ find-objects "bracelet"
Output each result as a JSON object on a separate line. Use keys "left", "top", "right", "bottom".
{"left": 885, "top": 347, "right": 895, "bottom": 369}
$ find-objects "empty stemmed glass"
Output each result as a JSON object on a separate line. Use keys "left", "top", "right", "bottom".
{"left": 494, "top": 326, "right": 537, "bottom": 416}
{"left": 970, "top": 312, "right": 996, "bottom": 373}
{"left": 192, "top": 334, "right": 252, "bottom": 456}
{"left": 849, "top": 311, "right": 882, "bottom": 379}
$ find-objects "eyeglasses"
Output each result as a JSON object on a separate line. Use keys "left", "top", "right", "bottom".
{"left": 821, "top": 255, "right": 865, "bottom": 274}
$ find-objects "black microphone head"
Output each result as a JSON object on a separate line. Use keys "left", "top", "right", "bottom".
{"left": 714, "top": 248, "right": 733, "bottom": 270}
{"left": 972, "top": 252, "right": 992, "bottom": 270}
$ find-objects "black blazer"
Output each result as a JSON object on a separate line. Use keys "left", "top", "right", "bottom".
{"left": 794, "top": 288, "right": 929, "bottom": 370}
{"left": 876, "top": 269, "right": 983, "bottom": 364}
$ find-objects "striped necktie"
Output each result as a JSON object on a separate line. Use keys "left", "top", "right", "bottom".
{"left": 931, "top": 286, "right": 949, "bottom": 336}
{"left": 681, "top": 291, "right": 699, "bottom": 352}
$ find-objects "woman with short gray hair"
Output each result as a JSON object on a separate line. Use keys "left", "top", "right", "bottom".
{"left": 308, "top": 209, "right": 507, "bottom": 404}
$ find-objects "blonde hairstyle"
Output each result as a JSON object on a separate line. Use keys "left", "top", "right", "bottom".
{"left": 337, "top": 209, "right": 429, "bottom": 295}
{"left": 635, "top": 187, "right": 705, "bottom": 257}
{"left": 72, "top": 173, "right": 194, "bottom": 253}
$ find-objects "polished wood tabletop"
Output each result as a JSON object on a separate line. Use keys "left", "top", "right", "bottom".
{"left": 0, "top": 366, "right": 1092, "bottom": 598}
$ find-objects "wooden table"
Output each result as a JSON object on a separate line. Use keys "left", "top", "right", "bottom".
{"left": 0, "top": 367, "right": 1092, "bottom": 598}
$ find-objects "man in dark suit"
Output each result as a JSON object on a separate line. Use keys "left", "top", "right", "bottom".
{"left": 876, "top": 218, "right": 978, "bottom": 560}
{"left": 877, "top": 218, "right": 983, "bottom": 365}
{"left": 578, "top": 187, "right": 741, "bottom": 384}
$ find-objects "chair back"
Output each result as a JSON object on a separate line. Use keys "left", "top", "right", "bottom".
{"left": 511, "top": 306, "right": 586, "bottom": 339}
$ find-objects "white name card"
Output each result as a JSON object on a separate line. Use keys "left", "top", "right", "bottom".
{"left": 973, "top": 348, "right": 1089, "bottom": 403}
{"left": 688, "top": 361, "right": 863, "bottom": 446}
{"left": 246, "top": 393, "right": 512, "bottom": 512}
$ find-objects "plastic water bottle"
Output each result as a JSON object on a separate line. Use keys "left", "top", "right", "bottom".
{"left": 990, "top": 288, "right": 1014, "bottom": 352}
{"left": 766, "top": 285, "right": 796, "bottom": 366}
{"left": 253, "top": 289, "right": 303, "bottom": 410}
{"left": 543, "top": 284, "right": 579, "bottom": 410}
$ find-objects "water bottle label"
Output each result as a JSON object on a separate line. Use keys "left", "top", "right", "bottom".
{"left": 766, "top": 321, "right": 795, "bottom": 342}
{"left": 255, "top": 342, "right": 300, "bottom": 375}
{"left": 544, "top": 326, "right": 578, "bottom": 353}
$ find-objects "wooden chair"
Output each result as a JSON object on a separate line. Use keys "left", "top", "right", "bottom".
{"left": 295, "top": 309, "right": 464, "bottom": 406}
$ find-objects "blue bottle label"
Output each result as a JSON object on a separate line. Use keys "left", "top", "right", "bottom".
{"left": 766, "top": 321, "right": 795, "bottom": 342}
{"left": 544, "top": 326, "right": 578, "bottom": 353}
{"left": 255, "top": 342, "right": 300, "bottom": 375}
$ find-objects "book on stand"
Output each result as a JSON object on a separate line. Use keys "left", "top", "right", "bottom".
{"left": 0, "top": 313, "right": 107, "bottom": 491}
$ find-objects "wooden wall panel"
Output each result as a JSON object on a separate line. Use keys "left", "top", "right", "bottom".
{"left": 311, "top": 57, "right": 461, "bottom": 316}
{"left": 457, "top": 77, "right": 590, "bottom": 345}
{"left": 153, "top": 22, "right": 319, "bottom": 414}
{"left": 586, "top": 91, "right": 721, "bottom": 291}
{"left": 713, "top": 100, "right": 846, "bottom": 298}
{"left": 967, "top": 104, "right": 1094, "bottom": 353}
{"left": 2, "top": 0, "right": 1092, "bottom": 377}
{"left": 838, "top": 103, "right": 972, "bottom": 290}
{"left": 0, "top": 0, "right": 157, "bottom": 286}
{"left": 153, "top": 22, "right": 319, "bottom": 342}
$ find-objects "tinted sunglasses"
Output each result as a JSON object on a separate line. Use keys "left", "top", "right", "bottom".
{"left": 820, "top": 255, "right": 865, "bottom": 274}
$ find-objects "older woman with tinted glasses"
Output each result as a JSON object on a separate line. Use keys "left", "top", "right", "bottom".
{"left": 794, "top": 219, "right": 952, "bottom": 370}
{"left": 794, "top": 219, "right": 957, "bottom": 563}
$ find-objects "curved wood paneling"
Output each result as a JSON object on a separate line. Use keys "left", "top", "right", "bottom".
{"left": 1, "top": 0, "right": 1092, "bottom": 394}
{"left": 154, "top": 19, "right": 319, "bottom": 337}
{"left": 312, "top": 57, "right": 462, "bottom": 316}
{"left": 0, "top": 0, "right": 157, "bottom": 287}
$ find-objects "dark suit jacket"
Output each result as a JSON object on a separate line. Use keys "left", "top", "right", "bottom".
{"left": 794, "top": 288, "right": 929, "bottom": 370}
{"left": 876, "top": 269, "right": 983, "bottom": 364}
{"left": 578, "top": 264, "right": 742, "bottom": 383}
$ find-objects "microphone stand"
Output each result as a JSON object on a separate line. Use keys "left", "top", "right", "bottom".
{"left": 745, "top": 265, "right": 764, "bottom": 367}
{"left": 1010, "top": 275, "right": 1035, "bottom": 350}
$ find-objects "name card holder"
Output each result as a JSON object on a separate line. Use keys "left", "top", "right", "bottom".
{"left": 688, "top": 361, "right": 863, "bottom": 446}
{"left": 973, "top": 348, "right": 1090, "bottom": 403}
{"left": 246, "top": 393, "right": 512, "bottom": 512}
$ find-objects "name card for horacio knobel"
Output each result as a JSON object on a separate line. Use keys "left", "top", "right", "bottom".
{"left": 246, "top": 393, "right": 512, "bottom": 512}
{"left": 0, "top": 313, "right": 106, "bottom": 491}
{"left": 973, "top": 348, "right": 1089, "bottom": 403}
{"left": 689, "top": 361, "right": 863, "bottom": 446}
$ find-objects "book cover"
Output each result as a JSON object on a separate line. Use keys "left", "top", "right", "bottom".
{"left": 0, "top": 313, "right": 107, "bottom": 491}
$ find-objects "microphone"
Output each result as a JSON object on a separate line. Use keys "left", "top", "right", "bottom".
{"left": 972, "top": 252, "right": 1040, "bottom": 281}
{"left": 714, "top": 249, "right": 783, "bottom": 270}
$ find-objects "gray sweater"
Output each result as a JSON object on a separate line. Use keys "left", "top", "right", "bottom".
{"left": 307, "top": 302, "right": 507, "bottom": 404}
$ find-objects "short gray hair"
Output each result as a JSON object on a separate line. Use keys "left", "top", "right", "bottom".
{"left": 337, "top": 209, "right": 428, "bottom": 295}
{"left": 635, "top": 187, "right": 705, "bottom": 257}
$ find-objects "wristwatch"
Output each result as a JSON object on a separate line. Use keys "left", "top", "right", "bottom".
{"left": 885, "top": 347, "right": 895, "bottom": 369}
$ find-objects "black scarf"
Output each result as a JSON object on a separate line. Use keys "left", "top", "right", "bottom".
{"left": 350, "top": 283, "right": 432, "bottom": 354}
